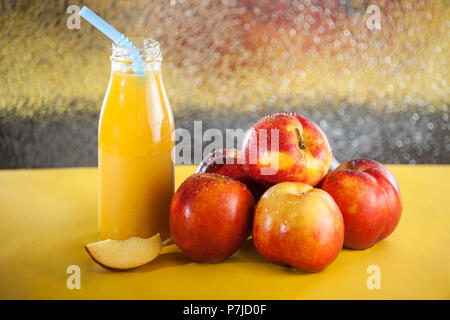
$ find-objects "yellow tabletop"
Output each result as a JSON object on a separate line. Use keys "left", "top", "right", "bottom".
{"left": 0, "top": 165, "right": 449, "bottom": 299}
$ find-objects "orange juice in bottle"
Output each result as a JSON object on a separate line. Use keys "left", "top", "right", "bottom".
{"left": 98, "top": 39, "right": 174, "bottom": 240}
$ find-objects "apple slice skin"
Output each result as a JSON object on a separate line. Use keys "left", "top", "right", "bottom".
{"left": 85, "top": 247, "right": 130, "bottom": 272}
{"left": 85, "top": 234, "right": 162, "bottom": 271}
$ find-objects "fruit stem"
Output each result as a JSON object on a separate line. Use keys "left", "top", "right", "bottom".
{"left": 295, "top": 128, "right": 307, "bottom": 150}
{"left": 161, "top": 237, "right": 173, "bottom": 247}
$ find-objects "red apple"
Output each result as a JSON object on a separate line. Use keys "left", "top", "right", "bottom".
{"left": 321, "top": 159, "right": 402, "bottom": 249}
{"left": 253, "top": 182, "right": 344, "bottom": 272}
{"left": 169, "top": 173, "right": 255, "bottom": 262}
{"left": 195, "top": 148, "right": 267, "bottom": 200}
{"left": 241, "top": 112, "right": 332, "bottom": 187}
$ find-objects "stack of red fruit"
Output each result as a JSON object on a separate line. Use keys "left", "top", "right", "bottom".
{"left": 170, "top": 112, "right": 402, "bottom": 272}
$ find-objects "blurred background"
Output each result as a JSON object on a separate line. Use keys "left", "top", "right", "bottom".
{"left": 0, "top": 0, "right": 448, "bottom": 168}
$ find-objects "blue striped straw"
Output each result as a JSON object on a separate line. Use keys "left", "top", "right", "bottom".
{"left": 79, "top": 6, "right": 145, "bottom": 74}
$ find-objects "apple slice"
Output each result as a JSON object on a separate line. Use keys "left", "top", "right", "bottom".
{"left": 85, "top": 234, "right": 161, "bottom": 271}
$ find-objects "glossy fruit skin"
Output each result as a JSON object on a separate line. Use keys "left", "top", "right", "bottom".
{"left": 241, "top": 112, "right": 332, "bottom": 187}
{"left": 253, "top": 182, "right": 344, "bottom": 272}
{"left": 195, "top": 148, "right": 267, "bottom": 201}
{"left": 169, "top": 173, "right": 255, "bottom": 262}
{"left": 321, "top": 159, "right": 402, "bottom": 249}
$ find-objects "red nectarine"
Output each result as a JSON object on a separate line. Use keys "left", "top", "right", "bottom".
{"left": 321, "top": 159, "right": 402, "bottom": 249}
{"left": 253, "top": 182, "right": 344, "bottom": 272}
{"left": 169, "top": 173, "right": 255, "bottom": 262}
{"left": 241, "top": 112, "right": 332, "bottom": 187}
{"left": 196, "top": 148, "right": 267, "bottom": 200}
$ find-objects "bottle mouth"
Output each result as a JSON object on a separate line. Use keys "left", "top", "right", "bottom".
{"left": 111, "top": 38, "right": 162, "bottom": 65}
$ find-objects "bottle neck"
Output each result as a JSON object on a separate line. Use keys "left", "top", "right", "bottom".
{"left": 111, "top": 38, "right": 162, "bottom": 74}
{"left": 111, "top": 60, "right": 161, "bottom": 73}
